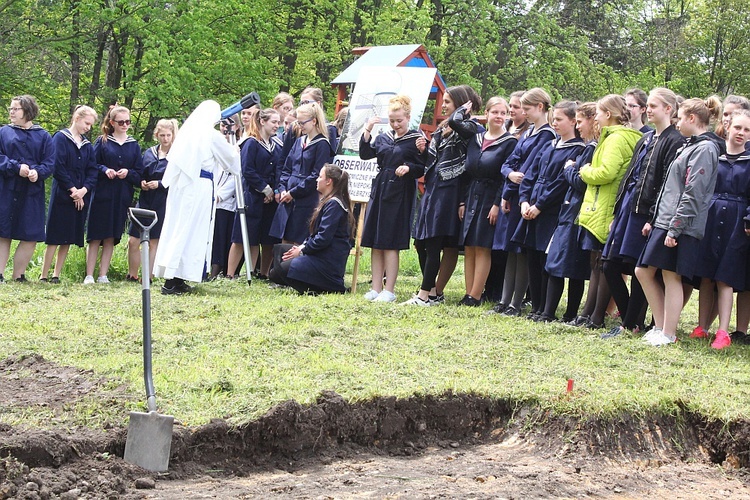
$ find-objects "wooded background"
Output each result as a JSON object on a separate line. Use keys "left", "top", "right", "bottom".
{"left": 2, "top": 0, "right": 748, "bottom": 142}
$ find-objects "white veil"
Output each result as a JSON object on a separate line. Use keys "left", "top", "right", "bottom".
{"left": 162, "top": 100, "right": 221, "bottom": 190}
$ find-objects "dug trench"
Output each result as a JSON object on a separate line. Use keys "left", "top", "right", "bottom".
{"left": 1, "top": 354, "right": 749, "bottom": 498}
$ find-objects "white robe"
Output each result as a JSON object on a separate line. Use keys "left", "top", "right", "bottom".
{"left": 153, "top": 101, "right": 240, "bottom": 283}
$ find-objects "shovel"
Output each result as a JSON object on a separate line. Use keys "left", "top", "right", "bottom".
{"left": 124, "top": 207, "right": 174, "bottom": 472}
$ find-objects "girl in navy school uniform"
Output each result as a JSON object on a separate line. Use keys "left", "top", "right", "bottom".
{"left": 491, "top": 88, "right": 555, "bottom": 316}
{"left": 600, "top": 88, "right": 684, "bottom": 339}
{"left": 485, "top": 90, "right": 530, "bottom": 302}
{"left": 85, "top": 105, "right": 144, "bottom": 284}
{"left": 692, "top": 110, "right": 750, "bottom": 349}
{"left": 570, "top": 95, "right": 642, "bottom": 329}
{"left": 269, "top": 163, "right": 353, "bottom": 293}
{"left": 226, "top": 108, "right": 283, "bottom": 279}
{"left": 545, "top": 102, "right": 599, "bottom": 323}
{"left": 124, "top": 118, "right": 178, "bottom": 281}
{"left": 0, "top": 94, "right": 55, "bottom": 282}
{"left": 458, "top": 96, "right": 517, "bottom": 306}
{"left": 271, "top": 102, "right": 335, "bottom": 245}
{"left": 625, "top": 88, "right": 653, "bottom": 134}
{"left": 272, "top": 92, "right": 295, "bottom": 139}
{"left": 636, "top": 96, "right": 722, "bottom": 346}
{"left": 405, "top": 84, "right": 483, "bottom": 306}
{"left": 359, "top": 95, "right": 425, "bottom": 303}
{"left": 514, "top": 100, "right": 585, "bottom": 321}
{"left": 208, "top": 113, "right": 242, "bottom": 280}
{"left": 40, "top": 106, "right": 99, "bottom": 283}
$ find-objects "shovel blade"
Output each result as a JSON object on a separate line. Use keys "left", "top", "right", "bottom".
{"left": 124, "top": 411, "right": 174, "bottom": 472}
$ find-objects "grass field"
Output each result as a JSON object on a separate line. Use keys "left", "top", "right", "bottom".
{"left": 2, "top": 241, "right": 750, "bottom": 429}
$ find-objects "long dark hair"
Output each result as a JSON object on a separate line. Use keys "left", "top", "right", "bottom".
{"left": 310, "top": 164, "right": 354, "bottom": 234}
{"left": 439, "top": 84, "right": 482, "bottom": 130}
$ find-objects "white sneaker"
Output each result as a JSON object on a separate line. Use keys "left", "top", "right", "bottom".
{"left": 400, "top": 295, "right": 431, "bottom": 306}
{"left": 97, "top": 275, "right": 110, "bottom": 284}
{"left": 642, "top": 327, "right": 663, "bottom": 343}
{"left": 374, "top": 290, "right": 396, "bottom": 302}
{"left": 646, "top": 331, "right": 677, "bottom": 346}
{"left": 364, "top": 289, "right": 379, "bottom": 301}
{"left": 83, "top": 275, "right": 95, "bottom": 285}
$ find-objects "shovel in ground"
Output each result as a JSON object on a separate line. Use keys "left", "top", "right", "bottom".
{"left": 124, "top": 207, "right": 174, "bottom": 472}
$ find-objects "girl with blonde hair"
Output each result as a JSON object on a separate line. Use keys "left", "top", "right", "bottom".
{"left": 359, "top": 95, "right": 425, "bottom": 302}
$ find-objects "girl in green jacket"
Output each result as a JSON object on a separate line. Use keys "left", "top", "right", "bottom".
{"left": 572, "top": 95, "right": 642, "bottom": 329}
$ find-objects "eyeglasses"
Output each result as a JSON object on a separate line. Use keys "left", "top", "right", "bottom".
{"left": 114, "top": 119, "right": 131, "bottom": 126}
{"left": 296, "top": 118, "right": 314, "bottom": 126}
{"left": 300, "top": 100, "right": 316, "bottom": 105}
{"left": 8, "top": 107, "right": 22, "bottom": 113}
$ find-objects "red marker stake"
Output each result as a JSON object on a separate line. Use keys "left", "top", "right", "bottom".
{"left": 567, "top": 379, "right": 574, "bottom": 393}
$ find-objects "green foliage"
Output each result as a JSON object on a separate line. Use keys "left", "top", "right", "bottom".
{"left": 2, "top": 0, "right": 750, "bottom": 142}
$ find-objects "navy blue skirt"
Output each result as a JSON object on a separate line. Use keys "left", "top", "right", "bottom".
{"left": 211, "top": 208, "right": 235, "bottom": 267}
{"left": 546, "top": 222, "right": 591, "bottom": 280}
{"left": 578, "top": 226, "right": 603, "bottom": 252}
{"left": 637, "top": 227, "right": 700, "bottom": 278}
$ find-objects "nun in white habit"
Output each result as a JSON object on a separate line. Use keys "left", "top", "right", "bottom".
{"left": 154, "top": 100, "right": 240, "bottom": 294}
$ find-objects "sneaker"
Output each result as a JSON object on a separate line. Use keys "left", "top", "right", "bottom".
{"left": 601, "top": 325, "right": 625, "bottom": 340}
{"left": 364, "top": 289, "right": 379, "bottom": 301}
{"left": 502, "top": 306, "right": 520, "bottom": 317}
{"left": 374, "top": 290, "right": 397, "bottom": 302}
{"left": 49, "top": 277, "right": 60, "bottom": 284}
{"left": 646, "top": 330, "right": 677, "bottom": 346}
{"left": 400, "top": 295, "right": 431, "bottom": 306}
{"left": 711, "top": 329, "right": 731, "bottom": 350}
{"left": 690, "top": 326, "right": 708, "bottom": 339}
{"left": 458, "top": 294, "right": 482, "bottom": 307}
{"left": 642, "top": 327, "right": 663, "bottom": 343}
{"left": 97, "top": 275, "right": 110, "bottom": 284}
{"left": 428, "top": 293, "right": 445, "bottom": 305}
{"left": 83, "top": 275, "right": 95, "bottom": 285}
{"left": 568, "top": 315, "right": 590, "bottom": 327}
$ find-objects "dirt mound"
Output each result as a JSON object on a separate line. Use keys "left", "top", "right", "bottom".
{"left": 2, "top": 355, "right": 750, "bottom": 498}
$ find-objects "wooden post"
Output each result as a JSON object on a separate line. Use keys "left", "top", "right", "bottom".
{"left": 350, "top": 201, "right": 367, "bottom": 294}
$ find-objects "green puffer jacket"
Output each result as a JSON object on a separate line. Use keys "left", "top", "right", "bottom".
{"left": 577, "top": 125, "right": 642, "bottom": 243}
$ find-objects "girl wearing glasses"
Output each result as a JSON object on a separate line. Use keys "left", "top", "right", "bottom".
{"left": 0, "top": 94, "right": 55, "bottom": 282}
{"left": 625, "top": 88, "right": 652, "bottom": 134}
{"left": 85, "top": 105, "right": 144, "bottom": 284}
{"left": 271, "top": 102, "right": 335, "bottom": 245}
{"left": 40, "top": 105, "right": 99, "bottom": 283}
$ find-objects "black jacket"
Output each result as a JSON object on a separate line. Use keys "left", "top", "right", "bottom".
{"left": 614, "top": 124, "right": 684, "bottom": 217}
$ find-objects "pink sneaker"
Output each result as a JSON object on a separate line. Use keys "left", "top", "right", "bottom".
{"left": 690, "top": 326, "right": 708, "bottom": 339}
{"left": 711, "top": 329, "right": 731, "bottom": 350}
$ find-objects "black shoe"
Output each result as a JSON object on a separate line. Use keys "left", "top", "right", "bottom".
{"left": 502, "top": 306, "right": 521, "bottom": 317}
{"left": 534, "top": 313, "right": 557, "bottom": 323}
{"left": 568, "top": 315, "right": 590, "bottom": 327}
{"left": 15, "top": 274, "right": 27, "bottom": 283}
{"left": 125, "top": 275, "right": 140, "bottom": 283}
{"left": 458, "top": 294, "right": 481, "bottom": 307}
{"left": 560, "top": 315, "right": 575, "bottom": 323}
{"left": 0, "top": 274, "right": 4, "bottom": 282}
{"left": 255, "top": 273, "right": 268, "bottom": 281}
{"left": 161, "top": 280, "right": 193, "bottom": 295}
{"left": 584, "top": 320, "right": 605, "bottom": 330}
{"left": 39, "top": 277, "right": 48, "bottom": 283}
{"left": 487, "top": 302, "right": 507, "bottom": 315}
{"left": 730, "top": 331, "right": 750, "bottom": 345}
{"left": 50, "top": 277, "right": 60, "bottom": 284}
{"left": 526, "top": 311, "right": 540, "bottom": 321}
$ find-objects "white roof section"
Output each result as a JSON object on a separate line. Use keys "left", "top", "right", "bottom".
{"left": 331, "top": 44, "right": 424, "bottom": 85}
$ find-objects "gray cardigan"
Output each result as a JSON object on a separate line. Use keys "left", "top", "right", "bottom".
{"left": 651, "top": 133, "right": 720, "bottom": 239}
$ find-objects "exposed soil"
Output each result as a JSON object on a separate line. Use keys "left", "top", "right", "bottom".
{"left": 1, "top": 354, "right": 749, "bottom": 499}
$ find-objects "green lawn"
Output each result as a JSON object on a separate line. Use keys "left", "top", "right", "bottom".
{"left": 2, "top": 242, "right": 750, "bottom": 429}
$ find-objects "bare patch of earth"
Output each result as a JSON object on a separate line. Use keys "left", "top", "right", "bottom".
{"left": 1, "top": 354, "right": 749, "bottom": 499}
